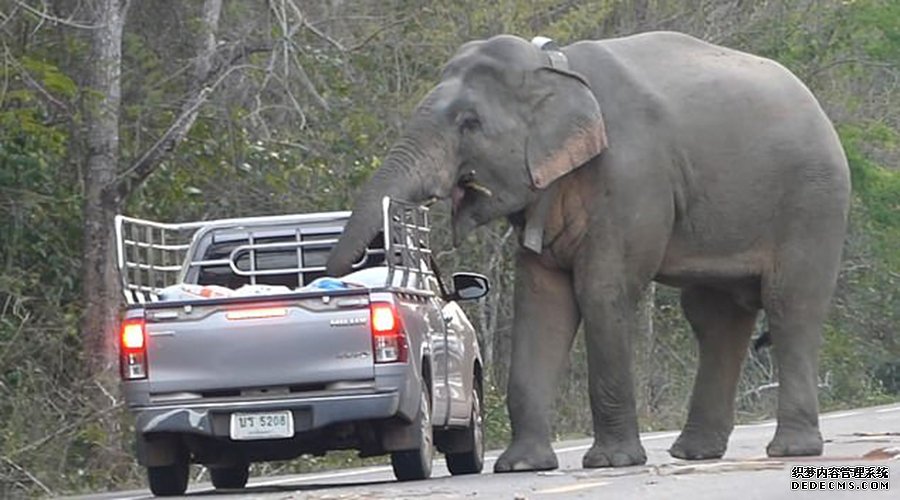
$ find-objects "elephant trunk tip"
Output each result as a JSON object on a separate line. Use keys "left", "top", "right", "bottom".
{"left": 325, "top": 250, "right": 357, "bottom": 278}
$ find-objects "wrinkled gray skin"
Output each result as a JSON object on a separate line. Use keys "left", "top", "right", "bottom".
{"left": 326, "top": 32, "right": 850, "bottom": 472}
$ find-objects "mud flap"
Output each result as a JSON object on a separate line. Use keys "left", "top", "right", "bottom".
{"left": 436, "top": 428, "right": 474, "bottom": 454}
{"left": 136, "top": 433, "right": 182, "bottom": 467}
{"left": 380, "top": 417, "right": 423, "bottom": 452}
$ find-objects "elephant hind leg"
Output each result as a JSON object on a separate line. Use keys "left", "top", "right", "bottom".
{"left": 762, "top": 244, "right": 840, "bottom": 457}
{"left": 670, "top": 285, "right": 758, "bottom": 460}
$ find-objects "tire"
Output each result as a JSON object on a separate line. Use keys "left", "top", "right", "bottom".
{"left": 147, "top": 457, "right": 189, "bottom": 497}
{"left": 210, "top": 463, "right": 249, "bottom": 489}
{"left": 446, "top": 379, "right": 485, "bottom": 475}
{"left": 391, "top": 381, "right": 434, "bottom": 481}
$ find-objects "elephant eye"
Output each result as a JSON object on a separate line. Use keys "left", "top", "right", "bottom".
{"left": 458, "top": 113, "right": 481, "bottom": 134}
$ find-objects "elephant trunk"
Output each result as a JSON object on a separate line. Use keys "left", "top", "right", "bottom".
{"left": 326, "top": 105, "right": 456, "bottom": 277}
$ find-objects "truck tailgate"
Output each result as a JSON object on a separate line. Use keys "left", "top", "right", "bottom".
{"left": 144, "top": 293, "right": 374, "bottom": 395}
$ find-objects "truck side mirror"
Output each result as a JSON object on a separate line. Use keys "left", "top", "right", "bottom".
{"left": 448, "top": 272, "right": 490, "bottom": 301}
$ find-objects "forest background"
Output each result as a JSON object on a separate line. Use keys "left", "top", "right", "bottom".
{"left": 1, "top": 0, "right": 898, "bottom": 496}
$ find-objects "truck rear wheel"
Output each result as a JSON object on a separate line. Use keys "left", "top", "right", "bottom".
{"left": 446, "top": 380, "right": 484, "bottom": 475}
{"left": 147, "top": 456, "right": 189, "bottom": 497}
{"left": 391, "top": 382, "right": 433, "bottom": 481}
{"left": 210, "top": 463, "right": 249, "bottom": 489}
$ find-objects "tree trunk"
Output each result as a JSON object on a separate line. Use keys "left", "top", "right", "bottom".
{"left": 81, "top": 0, "right": 129, "bottom": 371}
{"left": 80, "top": 0, "right": 226, "bottom": 372}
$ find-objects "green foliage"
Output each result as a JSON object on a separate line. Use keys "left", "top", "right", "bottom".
{"left": 19, "top": 56, "right": 78, "bottom": 98}
{"left": 820, "top": 324, "right": 892, "bottom": 408}
{"left": 841, "top": 124, "right": 900, "bottom": 270}
{"left": 845, "top": 0, "right": 900, "bottom": 61}
{"left": 483, "top": 381, "right": 513, "bottom": 449}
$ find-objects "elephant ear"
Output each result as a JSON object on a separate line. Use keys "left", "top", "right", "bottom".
{"left": 526, "top": 68, "right": 608, "bottom": 189}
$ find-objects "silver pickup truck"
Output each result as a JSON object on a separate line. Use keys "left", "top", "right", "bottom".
{"left": 116, "top": 199, "right": 488, "bottom": 496}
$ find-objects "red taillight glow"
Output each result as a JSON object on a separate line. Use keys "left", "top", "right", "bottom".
{"left": 121, "top": 321, "right": 145, "bottom": 350}
{"left": 370, "top": 302, "right": 406, "bottom": 363}
{"left": 226, "top": 307, "right": 287, "bottom": 320}
{"left": 371, "top": 304, "right": 397, "bottom": 333}
{"left": 119, "top": 318, "right": 148, "bottom": 380}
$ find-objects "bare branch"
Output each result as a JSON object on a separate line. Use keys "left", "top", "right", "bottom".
{"left": 0, "top": 456, "right": 53, "bottom": 496}
{"left": 0, "top": 3, "right": 21, "bottom": 33}
{"left": 114, "top": 63, "right": 255, "bottom": 196}
{"left": 348, "top": 16, "right": 413, "bottom": 52}
{"left": 113, "top": 0, "right": 227, "bottom": 199}
{"left": 4, "top": 47, "right": 71, "bottom": 114}
{"left": 288, "top": 47, "right": 329, "bottom": 111}
{"left": 268, "top": 0, "right": 328, "bottom": 110}
{"left": 5, "top": 402, "right": 124, "bottom": 458}
{"left": 0, "top": 308, "right": 30, "bottom": 369}
{"left": 14, "top": 0, "right": 102, "bottom": 30}
{"left": 285, "top": 0, "right": 346, "bottom": 52}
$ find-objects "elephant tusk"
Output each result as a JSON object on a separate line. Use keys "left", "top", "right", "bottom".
{"left": 464, "top": 181, "right": 493, "bottom": 197}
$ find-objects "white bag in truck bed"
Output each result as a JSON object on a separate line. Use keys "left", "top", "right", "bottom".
{"left": 154, "top": 267, "right": 424, "bottom": 302}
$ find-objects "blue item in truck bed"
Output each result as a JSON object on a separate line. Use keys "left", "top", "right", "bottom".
{"left": 305, "top": 277, "right": 349, "bottom": 290}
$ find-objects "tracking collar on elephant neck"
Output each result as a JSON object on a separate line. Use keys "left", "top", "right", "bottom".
{"left": 521, "top": 36, "right": 570, "bottom": 256}
{"left": 522, "top": 182, "right": 559, "bottom": 254}
{"left": 530, "top": 36, "right": 592, "bottom": 89}
{"left": 532, "top": 36, "right": 568, "bottom": 70}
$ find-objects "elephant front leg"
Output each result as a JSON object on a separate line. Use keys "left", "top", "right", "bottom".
{"left": 577, "top": 276, "right": 647, "bottom": 468}
{"left": 494, "top": 252, "right": 580, "bottom": 473}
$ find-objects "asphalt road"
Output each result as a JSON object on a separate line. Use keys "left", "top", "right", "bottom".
{"left": 79, "top": 403, "right": 900, "bottom": 500}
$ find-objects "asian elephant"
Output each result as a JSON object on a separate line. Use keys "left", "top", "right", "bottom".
{"left": 326, "top": 31, "right": 850, "bottom": 471}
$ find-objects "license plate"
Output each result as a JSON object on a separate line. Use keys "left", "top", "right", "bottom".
{"left": 229, "top": 410, "right": 294, "bottom": 440}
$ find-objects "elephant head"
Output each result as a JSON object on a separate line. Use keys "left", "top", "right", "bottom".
{"left": 326, "top": 35, "right": 607, "bottom": 276}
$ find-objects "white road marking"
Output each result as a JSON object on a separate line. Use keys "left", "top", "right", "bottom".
{"left": 738, "top": 421, "right": 777, "bottom": 429}
{"left": 534, "top": 480, "right": 610, "bottom": 495}
{"left": 250, "top": 464, "right": 395, "bottom": 487}
{"left": 875, "top": 406, "right": 900, "bottom": 413}
{"left": 643, "top": 431, "right": 681, "bottom": 441}
{"left": 821, "top": 411, "right": 862, "bottom": 420}
{"left": 551, "top": 443, "right": 592, "bottom": 454}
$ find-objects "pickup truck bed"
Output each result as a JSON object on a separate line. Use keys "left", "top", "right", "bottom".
{"left": 116, "top": 198, "right": 488, "bottom": 496}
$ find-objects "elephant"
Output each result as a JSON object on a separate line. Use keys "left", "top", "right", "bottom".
{"left": 326, "top": 31, "right": 850, "bottom": 472}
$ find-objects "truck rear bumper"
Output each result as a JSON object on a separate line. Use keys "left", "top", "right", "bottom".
{"left": 131, "top": 389, "right": 402, "bottom": 438}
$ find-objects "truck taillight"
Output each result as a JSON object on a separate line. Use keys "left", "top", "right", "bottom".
{"left": 370, "top": 302, "right": 407, "bottom": 363}
{"left": 120, "top": 318, "right": 148, "bottom": 380}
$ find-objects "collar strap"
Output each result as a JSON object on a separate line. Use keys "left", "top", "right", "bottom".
{"left": 522, "top": 181, "right": 559, "bottom": 254}
{"left": 531, "top": 36, "right": 569, "bottom": 71}
{"left": 522, "top": 36, "right": 568, "bottom": 255}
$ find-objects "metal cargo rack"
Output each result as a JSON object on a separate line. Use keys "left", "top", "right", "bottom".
{"left": 382, "top": 197, "right": 434, "bottom": 290}
{"left": 115, "top": 198, "right": 433, "bottom": 304}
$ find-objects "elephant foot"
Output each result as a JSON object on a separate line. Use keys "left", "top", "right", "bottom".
{"left": 582, "top": 440, "right": 647, "bottom": 468}
{"left": 766, "top": 428, "right": 823, "bottom": 457}
{"left": 494, "top": 440, "right": 558, "bottom": 473}
{"left": 669, "top": 429, "right": 729, "bottom": 460}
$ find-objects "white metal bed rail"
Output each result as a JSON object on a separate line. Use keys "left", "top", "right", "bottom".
{"left": 383, "top": 197, "right": 434, "bottom": 290}
{"left": 115, "top": 199, "right": 433, "bottom": 304}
